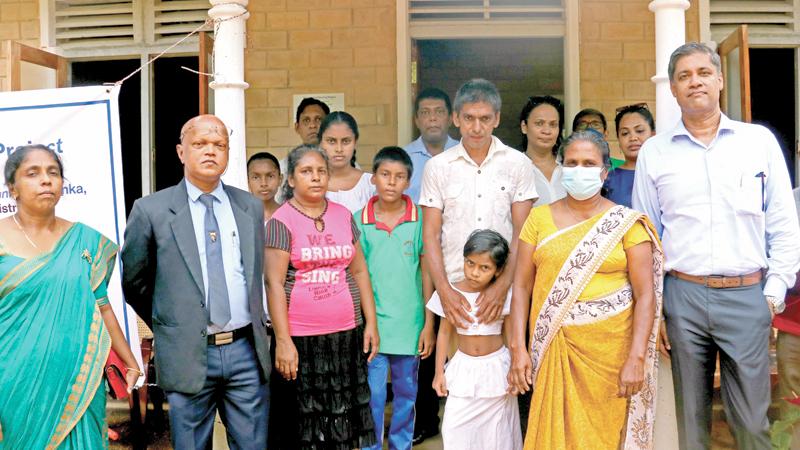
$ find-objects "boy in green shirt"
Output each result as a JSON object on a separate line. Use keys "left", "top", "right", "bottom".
{"left": 355, "top": 146, "right": 435, "bottom": 450}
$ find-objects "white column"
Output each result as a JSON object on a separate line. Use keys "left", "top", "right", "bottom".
{"left": 648, "top": 5, "right": 689, "bottom": 448}
{"left": 649, "top": 0, "right": 690, "bottom": 132}
{"left": 209, "top": 0, "right": 249, "bottom": 190}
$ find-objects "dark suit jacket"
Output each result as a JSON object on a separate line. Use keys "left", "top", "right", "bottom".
{"left": 121, "top": 179, "right": 270, "bottom": 394}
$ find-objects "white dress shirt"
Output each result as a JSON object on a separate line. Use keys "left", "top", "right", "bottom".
{"left": 420, "top": 136, "right": 538, "bottom": 281}
{"left": 632, "top": 114, "right": 800, "bottom": 300}
{"left": 186, "top": 180, "right": 250, "bottom": 333}
{"left": 531, "top": 161, "right": 566, "bottom": 206}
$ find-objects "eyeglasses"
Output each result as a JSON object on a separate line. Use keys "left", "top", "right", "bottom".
{"left": 574, "top": 120, "right": 605, "bottom": 132}
{"left": 615, "top": 102, "right": 649, "bottom": 116}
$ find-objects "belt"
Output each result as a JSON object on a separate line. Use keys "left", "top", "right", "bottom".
{"left": 207, "top": 326, "right": 251, "bottom": 346}
{"left": 669, "top": 270, "right": 763, "bottom": 289}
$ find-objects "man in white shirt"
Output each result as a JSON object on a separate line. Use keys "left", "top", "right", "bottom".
{"left": 632, "top": 42, "right": 800, "bottom": 450}
{"left": 420, "top": 78, "right": 537, "bottom": 328}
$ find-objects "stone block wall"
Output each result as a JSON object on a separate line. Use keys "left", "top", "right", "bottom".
{"left": 580, "top": 0, "right": 700, "bottom": 158}
{"left": 0, "top": 0, "right": 40, "bottom": 91}
{"left": 245, "top": 0, "right": 397, "bottom": 165}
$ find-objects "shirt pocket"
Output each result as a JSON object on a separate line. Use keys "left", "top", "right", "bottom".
{"left": 735, "top": 169, "right": 768, "bottom": 216}
{"left": 443, "top": 183, "right": 465, "bottom": 220}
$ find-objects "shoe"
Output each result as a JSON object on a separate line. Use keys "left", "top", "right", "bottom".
{"left": 412, "top": 428, "right": 439, "bottom": 445}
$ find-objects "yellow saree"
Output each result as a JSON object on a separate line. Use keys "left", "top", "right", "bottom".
{"left": 521, "top": 205, "right": 663, "bottom": 450}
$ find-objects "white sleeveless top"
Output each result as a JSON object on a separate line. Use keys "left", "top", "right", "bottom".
{"left": 426, "top": 284, "right": 511, "bottom": 336}
{"left": 326, "top": 172, "right": 375, "bottom": 213}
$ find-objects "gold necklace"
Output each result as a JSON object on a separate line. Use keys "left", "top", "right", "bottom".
{"left": 12, "top": 214, "right": 39, "bottom": 249}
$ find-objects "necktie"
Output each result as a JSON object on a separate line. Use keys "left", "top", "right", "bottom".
{"left": 199, "top": 194, "right": 231, "bottom": 328}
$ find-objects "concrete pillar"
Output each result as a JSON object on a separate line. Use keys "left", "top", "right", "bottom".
{"left": 209, "top": 0, "right": 249, "bottom": 190}
{"left": 649, "top": 0, "right": 691, "bottom": 132}
{"left": 649, "top": 6, "right": 689, "bottom": 449}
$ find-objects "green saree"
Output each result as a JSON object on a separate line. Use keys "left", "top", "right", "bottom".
{"left": 0, "top": 222, "right": 117, "bottom": 449}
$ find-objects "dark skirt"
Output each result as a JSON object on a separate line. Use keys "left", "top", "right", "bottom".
{"left": 275, "top": 326, "right": 376, "bottom": 450}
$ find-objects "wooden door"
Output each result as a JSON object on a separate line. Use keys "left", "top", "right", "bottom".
{"left": 199, "top": 31, "right": 214, "bottom": 115}
{"left": 718, "top": 25, "right": 751, "bottom": 122}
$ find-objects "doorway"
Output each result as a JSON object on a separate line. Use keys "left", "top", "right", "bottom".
{"left": 71, "top": 59, "right": 141, "bottom": 216}
{"left": 416, "top": 38, "right": 564, "bottom": 149}
{"left": 749, "top": 48, "right": 796, "bottom": 184}
{"left": 153, "top": 56, "right": 200, "bottom": 191}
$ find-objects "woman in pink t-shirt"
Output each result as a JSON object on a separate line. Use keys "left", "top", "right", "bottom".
{"left": 265, "top": 144, "right": 380, "bottom": 449}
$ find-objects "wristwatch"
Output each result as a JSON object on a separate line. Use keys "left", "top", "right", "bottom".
{"left": 766, "top": 295, "right": 786, "bottom": 315}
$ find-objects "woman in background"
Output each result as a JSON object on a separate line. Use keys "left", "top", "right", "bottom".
{"left": 603, "top": 103, "right": 655, "bottom": 208}
{"left": 519, "top": 95, "right": 566, "bottom": 206}
{"left": 319, "top": 111, "right": 375, "bottom": 212}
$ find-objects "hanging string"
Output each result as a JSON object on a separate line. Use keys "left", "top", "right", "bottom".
{"left": 180, "top": 66, "right": 213, "bottom": 76}
{"left": 110, "top": 5, "right": 247, "bottom": 87}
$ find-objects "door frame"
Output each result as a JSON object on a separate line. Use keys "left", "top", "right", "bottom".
{"left": 718, "top": 25, "right": 752, "bottom": 123}
{"left": 5, "top": 41, "right": 68, "bottom": 90}
{"left": 395, "top": 0, "right": 580, "bottom": 145}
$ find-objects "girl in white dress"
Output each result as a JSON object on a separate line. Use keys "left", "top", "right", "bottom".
{"left": 428, "top": 230, "right": 522, "bottom": 450}
{"left": 318, "top": 111, "right": 375, "bottom": 212}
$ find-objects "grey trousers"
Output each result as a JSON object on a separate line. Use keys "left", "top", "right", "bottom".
{"left": 664, "top": 275, "right": 771, "bottom": 450}
{"left": 166, "top": 337, "right": 270, "bottom": 450}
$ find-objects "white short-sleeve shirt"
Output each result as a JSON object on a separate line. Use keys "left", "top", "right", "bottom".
{"left": 419, "top": 136, "right": 538, "bottom": 281}
{"left": 326, "top": 172, "right": 376, "bottom": 213}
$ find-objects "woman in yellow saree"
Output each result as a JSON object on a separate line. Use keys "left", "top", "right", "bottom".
{"left": 0, "top": 145, "right": 140, "bottom": 449}
{"left": 509, "top": 131, "right": 664, "bottom": 450}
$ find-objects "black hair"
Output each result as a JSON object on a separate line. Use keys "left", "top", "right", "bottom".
{"left": 668, "top": 42, "right": 721, "bottom": 82}
{"left": 463, "top": 229, "right": 510, "bottom": 272}
{"left": 295, "top": 97, "right": 330, "bottom": 123}
{"left": 318, "top": 111, "right": 360, "bottom": 168}
{"left": 246, "top": 151, "right": 280, "bottom": 171}
{"left": 560, "top": 130, "right": 612, "bottom": 198}
{"left": 414, "top": 87, "right": 452, "bottom": 115}
{"left": 572, "top": 108, "right": 607, "bottom": 133}
{"left": 519, "top": 95, "right": 565, "bottom": 155}
{"left": 614, "top": 105, "right": 655, "bottom": 135}
{"left": 372, "top": 146, "right": 413, "bottom": 178}
{"left": 282, "top": 144, "right": 329, "bottom": 200}
{"left": 4, "top": 144, "right": 64, "bottom": 186}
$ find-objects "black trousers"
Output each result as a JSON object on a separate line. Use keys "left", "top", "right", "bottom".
{"left": 414, "top": 317, "right": 440, "bottom": 433}
{"left": 267, "top": 330, "right": 296, "bottom": 450}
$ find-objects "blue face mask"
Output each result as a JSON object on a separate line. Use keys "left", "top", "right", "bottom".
{"left": 561, "top": 166, "right": 604, "bottom": 200}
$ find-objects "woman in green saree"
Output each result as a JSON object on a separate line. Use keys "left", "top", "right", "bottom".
{"left": 0, "top": 145, "right": 140, "bottom": 449}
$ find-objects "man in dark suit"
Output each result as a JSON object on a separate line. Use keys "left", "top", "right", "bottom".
{"left": 122, "top": 115, "right": 271, "bottom": 449}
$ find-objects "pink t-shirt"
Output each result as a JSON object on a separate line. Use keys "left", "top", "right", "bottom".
{"left": 265, "top": 201, "right": 363, "bottom": 336}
